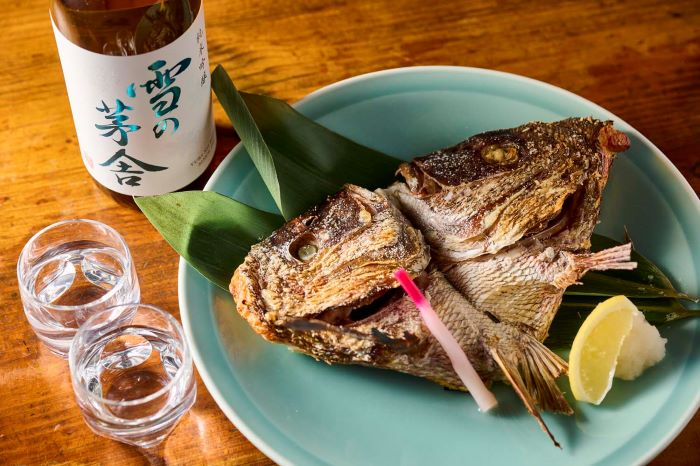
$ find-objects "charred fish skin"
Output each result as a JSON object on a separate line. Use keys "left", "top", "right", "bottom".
{"left": 387, "top": 117, "right": 634, "bottom": 341}
{"left": 230, "top": 184, "right": 430, "bottom": 353}
{"left": 236, "top": 256, "right": 570, "bottom": 413}
{"left": 389, "top": 118, "right": 634, "bottom": 341}
{"left": 236, "top": 251, "right": 572, "bottom": 444}
{"left": 388, "top": 117, "right": 631, "bottom": 261}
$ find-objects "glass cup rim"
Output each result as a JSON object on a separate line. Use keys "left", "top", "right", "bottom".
{"left": 68, "top": 303, "right": 193, "bottom": 407}
{"left": 69, "top": 303, "right": 193, "bottom": 408}
{"left": 16, "top": 218, "right": 134, "bottom": 312}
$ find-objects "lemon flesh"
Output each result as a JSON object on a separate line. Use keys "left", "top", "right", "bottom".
{"left": 568, "top": 295, "right": 637, "bottom": 404}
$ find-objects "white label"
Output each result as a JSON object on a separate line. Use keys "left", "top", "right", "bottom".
{"left": 52, "top": 6, "right": 216, "bottom": 196}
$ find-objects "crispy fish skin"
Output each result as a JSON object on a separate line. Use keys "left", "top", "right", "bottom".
{"left": 231, "top": 184, "right": 430, "bottom": 350}
{"left": 230, "top": 117, "right": 633, "bottom": 447}
{"left": 388, "top": 117, "right": 630, "bottom": 260}
{"left": 444, "top": 242, "right": 636, "bottom": 341}
{"left": 387, "top": 117, "right": 634, "bottom": 341}
{"left": 234, "top": 248, "right": 571, "bottom": 445}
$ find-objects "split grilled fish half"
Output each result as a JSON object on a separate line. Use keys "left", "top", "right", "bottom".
{"left": 386, "top": 117, "right": 635, "bottom": 341}
{"left": 230, "top": 117, "right": 633, "bottom": 446}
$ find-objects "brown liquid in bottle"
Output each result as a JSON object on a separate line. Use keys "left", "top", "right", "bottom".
{"left": 52, "top": 0, "right": 224, "bottom": 207}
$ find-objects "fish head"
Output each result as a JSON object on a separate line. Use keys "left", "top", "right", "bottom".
{"left": 230, "top": 184, "right": 430, "bottom": 345}
{"left": 391, "top": 118, "right": 631, "bottom": 258}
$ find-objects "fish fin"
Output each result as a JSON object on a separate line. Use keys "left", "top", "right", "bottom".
{"left": 518, "top": 332, "right": 573, "bottom": 414}
{"left": 489, "top": 333, "right": 573, "bottom": 448}
{"left": 552, "top": 244, "right": 636, "bottom": 288}
{"left": 489, "top": 348, "right": 562, "bottom": 449}
{"left": 576, "top": 243, "right": 637, "bottom": 273}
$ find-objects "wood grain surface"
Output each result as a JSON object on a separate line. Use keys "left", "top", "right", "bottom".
{"left": 1, "top": 0, "right": 698, "bottom": 464}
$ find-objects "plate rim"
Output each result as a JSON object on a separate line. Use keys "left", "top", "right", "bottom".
{"left": 178, "top": 65, "right": 700, "bottom": 466}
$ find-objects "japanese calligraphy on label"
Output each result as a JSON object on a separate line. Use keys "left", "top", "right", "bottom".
{"left": 52, "top": 6, "right": 215, "bottom": 196}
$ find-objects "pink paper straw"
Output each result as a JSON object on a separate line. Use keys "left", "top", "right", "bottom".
{"left": 394, "top": 268, "right": 498, "bottom": 413}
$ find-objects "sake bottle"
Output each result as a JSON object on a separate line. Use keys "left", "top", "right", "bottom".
{"left": 51, "top": 0, "right": 216, "bottom": 202}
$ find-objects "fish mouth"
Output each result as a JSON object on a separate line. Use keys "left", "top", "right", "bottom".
{"left": 313, "top": 272, "right": 433, "bottom": 327}
{"left": 314, "top": 286, "right": 406, "bottom": 326}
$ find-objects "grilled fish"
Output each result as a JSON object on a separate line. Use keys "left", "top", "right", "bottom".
{"left": 387, "top": 117, "right": 635, "bottom": 341}
{"left": 388, "top": 118, "right": 630, "bottom": 260}
{"left": 230, "top": 117, "right": 633, "bottom": 446}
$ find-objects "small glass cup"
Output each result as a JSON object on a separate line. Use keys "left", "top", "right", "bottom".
{"left": 17, "top": 219, "right": 140, "bottom": 357}
{"left": 69, "top": 304, "right": 196, "bottom": 448}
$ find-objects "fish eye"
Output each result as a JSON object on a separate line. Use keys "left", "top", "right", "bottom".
{"left": 481, "top": 144, "right": 518, "bottom": 164}
{"left": 359, "top": 208, "right": 372, "bottom": 224}
{"left": 297, "top": 244, "right": 318, "bottom": 261}
{"left": 289, "top": 233, "right": 320, "bottom": 262}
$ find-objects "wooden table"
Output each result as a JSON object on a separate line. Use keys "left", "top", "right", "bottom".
{"left": 1, "top": 0, "right": 698, "bottom": 464}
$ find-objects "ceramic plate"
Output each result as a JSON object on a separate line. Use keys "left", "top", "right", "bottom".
{"left": 178, "top": 67, "right": 700, "bottom": 465}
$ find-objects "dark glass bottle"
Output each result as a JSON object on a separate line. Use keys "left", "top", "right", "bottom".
{"left": 51, "top": 0, "right": 218, "bottom": 206}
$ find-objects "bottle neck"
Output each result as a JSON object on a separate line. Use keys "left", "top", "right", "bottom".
{"left": 51, "top": 0, "right": 201, "bottom": 55}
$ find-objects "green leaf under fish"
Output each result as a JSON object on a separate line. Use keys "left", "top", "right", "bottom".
{"left": 212, "top": 65, "right": 399, "bottom": 219}
{"left": 566, "top": 271, "right": 697, "bottom": 301}
{"left": 136, "top": 191, "right": 284, "bottom": 290}
{"left": 590, "top": 234, "right": 697, "bottom": 299}
{"left": 566, "top": 235, "right": 698, "bottom": 302}
{"left": 211, "top": 66, "right": 287, "bottom": 218}
{"left": 137, "top": 66, "right": 697, "bottom": 345}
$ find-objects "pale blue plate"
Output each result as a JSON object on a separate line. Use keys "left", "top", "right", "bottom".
{"left": 179, "top": 67, "right": 700, "bottom": 465}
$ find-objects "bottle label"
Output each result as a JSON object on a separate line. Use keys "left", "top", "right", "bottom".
{"left": 52, "top": 6, "right": 216, "bottom": 196}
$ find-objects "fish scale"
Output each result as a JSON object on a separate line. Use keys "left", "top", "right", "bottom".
{"left": 230, "top": 117, "right": 634, "bottom": 446}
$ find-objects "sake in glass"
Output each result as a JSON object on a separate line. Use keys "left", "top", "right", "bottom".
{"left": 69, "top": 304, "right": 196, "bottom": 448}
{"left": 17, "top": 219, "right": 140, "bottom": 357}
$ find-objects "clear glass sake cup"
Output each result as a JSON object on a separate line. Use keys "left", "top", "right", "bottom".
{"left": 17, "top": 219, "right": 140, "bottom": 357}
{"left": 69, "top": 303, "right": 196, "bottom": 448}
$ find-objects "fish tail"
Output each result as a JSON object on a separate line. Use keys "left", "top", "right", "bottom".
{"left": 489, "top": 333, "right": 573, "bottom": 448}
{"left": 575, "top": 243, "right": 636, "bottom": 273}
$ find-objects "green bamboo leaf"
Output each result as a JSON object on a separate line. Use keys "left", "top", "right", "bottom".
{"left": 136, "top": 192, "right": 284, "bottom": 290}
{"left": 564, "top": 234, "right": 698, "bottom": 302}
{"left": 212, "top": 65, "right": 400, "bottom": 219}
{"left": 590, "top": 234, "right": 671, "bottom": 289}
{"left": 239, "top": 91, "right": 400, "bottom": 196}
{"left": 566, "top": 272, "right": 696, "bottom": 300}
{"left": 559, "top": 296, "right": 693, "bottom": 321}
{"left": 590, "top": 234, "right": 690, "bottom": 295}
{"left": 211, "top": 66, "right": 286, "bottom": 218}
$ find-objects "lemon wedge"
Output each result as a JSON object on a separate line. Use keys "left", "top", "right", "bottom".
{"left": 568, "top": 296, "right": 638, "bottom": 404}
